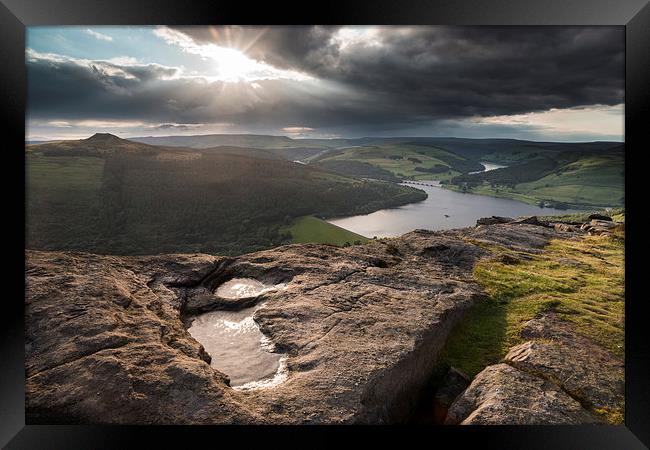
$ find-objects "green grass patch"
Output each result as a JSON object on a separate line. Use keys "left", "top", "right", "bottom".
{"left": 438, "top": 231, "right": 625, "bottom": 380}
{"left": 539, "top": 208, "right": 624, "bottom": 223}
{"left": 281, "top": 215, "right": 370, "bottom": 246}
{"left": 26, "top": 155, "right": 106, "bottom": 250}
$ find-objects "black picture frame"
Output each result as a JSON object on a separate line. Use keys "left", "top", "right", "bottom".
{"left": 3, "top": 0, "right": 648, "bottom": 447}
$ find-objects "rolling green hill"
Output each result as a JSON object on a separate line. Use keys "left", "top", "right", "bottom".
{"left": 26, "top": 134, "right": 425, "bottom": 256}
{"left": 311, "top": 143, "right": 483, "bottom": 181}
{"left": 443, "top": 151, "right": 624, "bottom": 209}
{"left": 403, "top": 137, "right": 622, "bottom": 163}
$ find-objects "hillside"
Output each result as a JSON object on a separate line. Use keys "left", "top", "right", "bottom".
{"left": 132, "top": 133, "right": 300, "bottom": 149}
{"left": 301, "top": 137, "right": 623, "bottom": 209}
{"left": 443, "top": 147, "right": 624, "bottom": 209}
{"left": 26, "top": 134, "right": 426, "bottom": 256}
{"left": 403, "top": 137, "right": 622, "bottom": 163}
{"left": 311, "top": 143, "right": 483, "bottom": 181}
{"left": 26, "top": 132, "right": 164, "bottom": 156}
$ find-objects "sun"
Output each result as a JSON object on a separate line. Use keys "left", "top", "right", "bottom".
{"left": 210, "top": 46, "right": 265, "bottom": 82}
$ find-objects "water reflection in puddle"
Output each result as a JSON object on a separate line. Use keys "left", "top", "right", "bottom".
{"left": 187, "top": 278, "right": 288, "bottom": 389}
{"left": 215, "top": 278, "right": 286, "bottom": 299}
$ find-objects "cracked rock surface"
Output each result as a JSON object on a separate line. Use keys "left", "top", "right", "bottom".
{"left": 445, "top": 313, "right": 623, "bottom": 425}
{"left": 26, "top": 223, "right": 581, "bottom": 424}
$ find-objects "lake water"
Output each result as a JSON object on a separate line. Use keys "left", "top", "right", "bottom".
{"left": 187, "top": 278, "right": 288, "bottom": 390}
{"left": 328, "top": 181, "right": 581, "bottom": 238}
{"left": 469, "top": 161, "right": 508, "bottom": 174}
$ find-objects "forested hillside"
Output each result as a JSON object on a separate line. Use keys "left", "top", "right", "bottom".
{"left": 26, "top": 134, "right": 426, "bottom": 255}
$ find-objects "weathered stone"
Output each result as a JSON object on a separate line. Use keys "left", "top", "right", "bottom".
{"left": 513, "top": 314, "right": 624, "bottom": 413}
{"left": 590, "top": 219, "right": 616, "bottom": 228}
{"left": 27, "top": 227, "right": 509, "bottom": 424}
{"left": 476, "top": 216, "right": 513, "bottom": 226}
{"left": 554, "top": 223, "right": 583, "bottom": 233}
{"left": 468, "top": 223, "right": 558, "bottom": 252}
{"left": 509, "top": 216, "right": 550, "bottom": 227}
{"left": 582, "top": 219, "right": 622, "bottom": 237}
{"left": 587, "top": 214, "right": 612, "bottom": 222}
{"left": 447, "top": 312, "right": 622, "bottom": 425}
{"left": 444, "top": 363, "right": 599, "bottom": 425}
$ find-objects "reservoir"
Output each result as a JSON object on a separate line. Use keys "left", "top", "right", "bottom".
{"left": 328, "top": 181, "right": 582, "bottom": 238}
{"left": 469, "top": 161, "right": 508, "bottom": 174}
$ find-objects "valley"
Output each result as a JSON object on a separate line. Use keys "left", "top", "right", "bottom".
{"left": 140, "top": 133, "right": 624, "bottom": 211}
{"left": 26, "top": 133, "right": 624, "bottom": 256}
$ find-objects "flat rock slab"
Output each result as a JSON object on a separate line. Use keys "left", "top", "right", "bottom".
{"left": 25, "top": 223, "right": 570, "bottom": 424}
{"left": 511, "top": 314, "right": 624, "bottom": 412}
{"left": 444, "top": 363, "right": 598, "bottom": 425}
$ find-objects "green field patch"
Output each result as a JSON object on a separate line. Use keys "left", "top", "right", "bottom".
{"left": 26, "top": 155, "right": 106, "bottom": 250}
{"left": 281, "top": 215, "right": 370, "bottom": 246}
{"left": 27, "top": 154, "right": 105, "bottom": 191}
{"left": 438, "top": 230, "right": 625, "bottom": 380}
{"left": 515, "top": 155, "right": 624, "bottom": 207}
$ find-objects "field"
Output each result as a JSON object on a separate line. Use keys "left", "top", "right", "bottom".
{"left": 312, "top": 144, "right": 482, "bottom": 181}
{"left": 281, "top": 216, "right": 370, "bottom": 246}
{"left": 26, "top": 154, "right": 105, "bottom": 250}
{"left": 515, "top": 155, "right": 624, "bottom": 207}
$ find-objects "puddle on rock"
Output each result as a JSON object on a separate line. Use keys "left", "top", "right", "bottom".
{"left": 187, "top": 278, "right": 288, "bottom": 389}
{"left": 215, "top": 278, "right": 286, "bottom": 299}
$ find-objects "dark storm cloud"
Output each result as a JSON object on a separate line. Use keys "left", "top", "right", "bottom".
{"left": 171, "top": 25, "right": 341, "bottom": 72}
{"left": 28, "top": 26, "right": 624, "bottom": 136}
{"left": 252, "top": 26, "right": 624, "bottom": 114}
{"left": 172, "top": 26, "right": 624, "bottom": 115}
{"left": 26, "top": 53, "right": 358, "bottom": 127}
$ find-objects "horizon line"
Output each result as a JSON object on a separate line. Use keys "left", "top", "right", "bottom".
{"left": 25, "top": 132, "right": 625, "bottom": 145}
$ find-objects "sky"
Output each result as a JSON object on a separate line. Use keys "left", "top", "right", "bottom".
{"left": 26, "top": 26, "right": 624, "bottom": 142}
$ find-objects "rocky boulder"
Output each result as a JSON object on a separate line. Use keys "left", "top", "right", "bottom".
{"left": 553, "top": 223, "right": 584, "bottom": 233}
{"left": 27, "top": 228, "right": 502, "bottom": 424}
{"left": 509, "top": 215, "right": 550, "bottom": 227}
{"left": 446, "top": 313, "right": 623, "bottom": 425}
{"left": 580, "top": 219, "right": 620, "bottom": 237}
{"left": 476, "top": 216, "right": 513, "bottom": 226}
{"left": 512, "top": 314, "right": 624, "bottom": 413}
{"left": 444, "top": 363, "right": 598, "bottom": 425}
